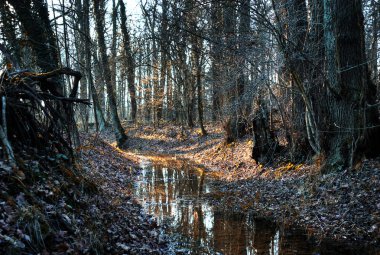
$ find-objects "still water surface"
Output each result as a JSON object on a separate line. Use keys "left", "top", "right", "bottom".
{"left": 133, "top": 159, "right": 378, "bottom": 255}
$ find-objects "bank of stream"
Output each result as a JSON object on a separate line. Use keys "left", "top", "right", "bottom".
{"left": 133, "top": 157, "right": 379, "bottom": 255}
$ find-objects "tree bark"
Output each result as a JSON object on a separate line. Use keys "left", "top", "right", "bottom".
{"left": 251, "top": 97, "right": 279, "bottom": 164}
{"left": 157, "top": 0, "right": 169, "bottom": 122}
{"left": 209, "top": 1, "right": 223, "bottom": 122}
{"left": 8, "top": 0, "right": 59, "bottom": 72}
{"left": 196, "top": 67, "right": 207, "bottom": 136}
{"left": 82, "top": 0, "right": 106, "bottom": 131}
{"left": 74, "top": 0, "right": 89, "bottom": 131}
{"left": 93, "top": 0, "right": 127, "bottom": 146}
{"left": 119, "top": 0, "right": 137, "bottom": 123}
{"left": 190, "top": 9, "right": 207, "bottom": 136}
{"left": 323, "top": 0, "right": 379, "bottom": 171}
{"left": 0, "top": 0, "right": 21, "bottom": 68}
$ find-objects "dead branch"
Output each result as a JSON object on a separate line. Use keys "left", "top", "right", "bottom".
{"left": 0, "top": 66, "right": 87, "bottom": 163}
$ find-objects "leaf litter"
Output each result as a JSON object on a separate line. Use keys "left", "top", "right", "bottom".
{"left": 0, "top": 132, "right": 172, "bottom": 254}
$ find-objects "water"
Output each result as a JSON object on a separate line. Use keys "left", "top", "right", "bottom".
{"left": 133, "top": 158, "right": 379, "bottom": 255}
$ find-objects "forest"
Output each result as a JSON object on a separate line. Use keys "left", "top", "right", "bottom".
{"left": 0, "top": 0, "right": 379, "bottom": 254}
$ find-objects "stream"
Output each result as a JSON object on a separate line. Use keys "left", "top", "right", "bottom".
{"left": 133, "top": 158, "right": 378, "bottom": 255}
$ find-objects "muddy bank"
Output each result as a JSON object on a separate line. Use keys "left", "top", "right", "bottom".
{"left": 124, "top": 124, "right": 380, "bottom": 248}
{"left": 78, "top": 134, "right": 171, "bottom": 254}
{"left": 0, "top": 133, "right": 170, "bottom": 254}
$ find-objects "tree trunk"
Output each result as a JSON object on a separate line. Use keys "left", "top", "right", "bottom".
{"left": 222, "top": 0, "right": 239, "bottom": 143}
{"left": 166, "top": 60, "right": 173, "bottom": 120}
{"left": 196, "top": 64, "right": 207, "bottom": 136}
{"left": 190, "top": 11, "right": 207, "bottom": 136}
{"left": 93, "top": 0, "right": 127, "bottom": 146}
{"left": 110, "top": 0, "right": 118, "bottom": 118}
{"left": 210, "top": 1, "right": 222, "bottom": 122}
{"left": 9, "top": 0, "right": 81, "bottom": 148}
{"left": 369, "top": 0, "right": 378, "bottom": 85}
{"left": 0, "top": 0, "right": 21, "bottom": 67}
{"left": 157, "top": 0, "right": 168, "bottom": 122}
{"left": 74, "top": 0, "right": 89, "bottom": 131}
{"left": 119, "top": 0, "right": 137, "bottom": 123}
{"left": 8, "top": 0, "right": 59, "bottom": 73}
{"left": 152, "top": 39, "right": 159, "bottom": 126}
{"left": 82, "top": 0, "right": 105, "bottom": 131}
{"left": 144, "top": 41, "right": 152, "bottom": 123}
{"left": 323, "top": 0, "right": 379, "bottom": 171}
{"left": 252, "top": 98, "right": 279, "bottom": 164}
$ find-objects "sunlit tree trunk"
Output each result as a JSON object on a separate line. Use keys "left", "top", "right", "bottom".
{"left": 196, "top": 55, "right": 207, "bottom": 136}
{"left": 166, "top": 60, "right": 173, "bottom": 120}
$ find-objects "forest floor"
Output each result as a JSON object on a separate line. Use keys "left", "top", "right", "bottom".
{"left": 121, "top": 123, "right": 380, "bottom": 248}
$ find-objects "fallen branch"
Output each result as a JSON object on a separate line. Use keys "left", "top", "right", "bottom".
{"left": 13, "top": 67, "right": 82, "bottom": 98}
{"left": 0, "top": 66, "right": 87, "bottom": 162}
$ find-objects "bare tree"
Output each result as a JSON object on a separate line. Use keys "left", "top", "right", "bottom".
{"left": 93, "top": 0, "right": 127, "bottom": 146}
{"left": 119, "top": 0, "right": 137, "bottom": 123}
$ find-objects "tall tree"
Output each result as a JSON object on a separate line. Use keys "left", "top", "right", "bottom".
{"left": 74, "top": 0, "right": 89, "bottom": 130}
{"left": 83, "top": 0, "right": 106, "bottom": 131}
{"left": 323, "top": 0, "right": 379, "bottom": 170}
{"left": 8, "top": 0, "right": 59, "bottom": 73}
{"left": 144, "top": 40, "right": 152, "bottom": 122}
{"left": 157, "top": 0, "right": 169, "bottom": 123}
{"left": 119, "top": 0, "right": 137, "bottom": 123}
{"left": 369, "top": 0, "right": 378, "bottom": 85}
{"left": 0, "top": 0, "right": 21, "bottom": 67}
{"left": 210, "top": 0, "right": 223, "bottom": 121}
{"left": 189, "top": 2, "right": 207, "bottom": 135}
{"left": 185, "top": 0, "right": 196, "bottom": 128}
{"left": 93, "top": 0, "right": 127, "bottom": 146}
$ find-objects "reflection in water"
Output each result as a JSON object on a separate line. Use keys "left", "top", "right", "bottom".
{"left": 134, "top": 160, "right": 378, "bottom": 255}
{"left": 278, "top": 226, "right": 314, "bottom": 255}
{"left": 252, "top": 218, "right": 277, "bottom": 255}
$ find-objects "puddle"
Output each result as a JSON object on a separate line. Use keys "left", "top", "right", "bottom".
{"left": 134, "top": 159, "right": 379, "bottom": 255}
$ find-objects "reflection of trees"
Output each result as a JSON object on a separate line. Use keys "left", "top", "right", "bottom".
{"left": 137, "top": 165, "right": 360, "bottom": 255}
{"left": 193, "top": 205, "right": 207, "bottom": 247}
{"left": 213, "top": 212, "right": 247, "bottom": 255}
{"left": 139, "top": 164, "right": 208, "bottom": 237}
{"left": 154, "top": 165, "right": 162, "bottom": 216}
{"left": 198, "top": 171, "right": 205, "bottom": 197}
{"left": 252, "top": 219, "right": 277, "bottom": 255}
{"left": 278, "top": 226, "right": 313, "bottom": 255}
{"left": 140, "top": 164, "right": 305, "bottom": 255}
